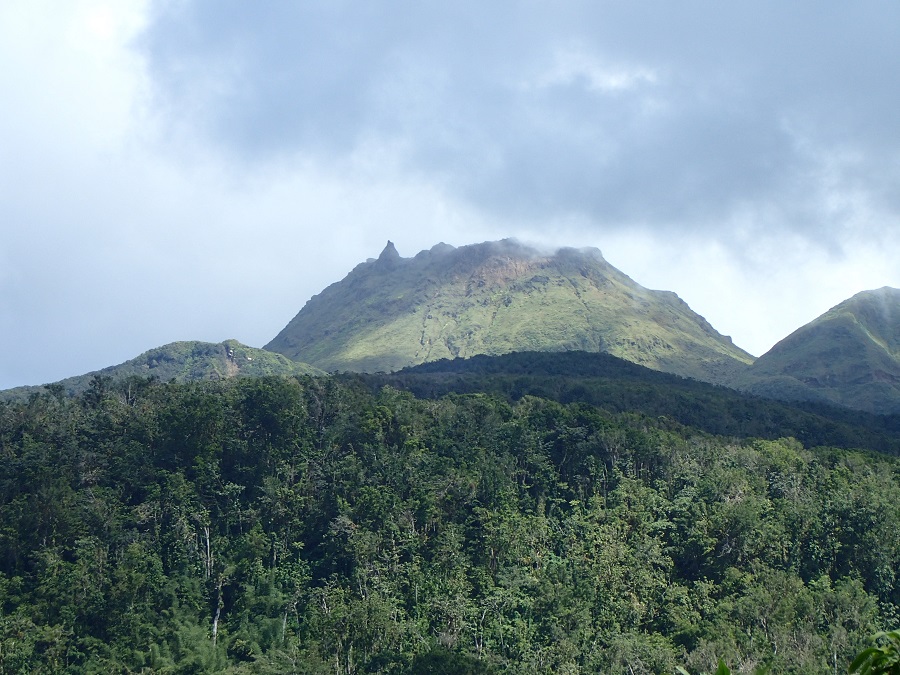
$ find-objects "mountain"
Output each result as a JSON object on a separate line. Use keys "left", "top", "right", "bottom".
{"left": 739, "top": 287, "right": 900, "bottom": 414}
{"left": 265, "top": 239, "right": 755, "bottom": 383}
{"left": 0, "top": 339, "right": 322, "bottom": 400}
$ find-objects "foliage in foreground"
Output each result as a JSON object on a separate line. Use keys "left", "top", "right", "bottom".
{"left": 0, "top": 374, "right": 899, "bottom": 673}
{"left": 849, "top": 630, "right": 900, "bottom": 674}
{"left": 678, "top": 628, "right": 900, "bottom": 674}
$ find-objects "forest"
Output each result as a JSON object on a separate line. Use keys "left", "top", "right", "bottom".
{"left": 1, "top": 370, "right": 899, "bottom": 673}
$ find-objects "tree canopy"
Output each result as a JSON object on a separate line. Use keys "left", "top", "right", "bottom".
{"left": 1, "top": 373, "right": 898, "bottom": 673}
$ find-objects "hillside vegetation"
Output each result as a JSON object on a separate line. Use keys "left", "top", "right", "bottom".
{"left": 1, "top": 373, "right": 898, "bottom": 673}
{"left": 356, "top": 351, "right": 900, "bottom": 455}
{"left": 740, "top": 288, "right": 900, "bottom": 414}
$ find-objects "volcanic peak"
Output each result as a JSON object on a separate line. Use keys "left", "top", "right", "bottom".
{"left": 264, "top": 239, "right": 753, "bottom": 382}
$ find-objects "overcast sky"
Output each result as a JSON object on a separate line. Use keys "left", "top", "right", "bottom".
{"left": 2, "top": 1, "right": 899, "bottom": 389}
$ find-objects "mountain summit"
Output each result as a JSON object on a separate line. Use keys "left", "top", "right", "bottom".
{"left": 741, "top": 286, "right": 900, "bottom": 413}
{"left": 265, "top": 240, "right": 754, "bottom": 382}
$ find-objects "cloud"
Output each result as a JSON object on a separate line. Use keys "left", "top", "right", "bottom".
{"left": 138, "top": 1, "right": 900, "bottom": 247}
{"left": 524, "top": 47, "right": 658, "bottom": 94}
{"left": 0, "top": 0, "right": 500, "bottom": 388}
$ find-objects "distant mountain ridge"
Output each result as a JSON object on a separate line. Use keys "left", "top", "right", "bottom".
{"left": 265, "top": 239, "right": 755, "bottom": 384}
{"left": 6, "top": 239, "right": 900, "bottom": 417}
{"left": 738, "top": 287, "right": 900, "bottom": 413}
{"left": 0, "top": 340, "right": 322, "bottom": 400}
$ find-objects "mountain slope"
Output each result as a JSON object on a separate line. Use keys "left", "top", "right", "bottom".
{"left": 1, "top": 340, "right": 323, "bottom": 400}
{"left": 739, "top": 287, "right": 900, "bottom": 413}
{"left": 265, "top": 239, "right": 754, "bottom": 383}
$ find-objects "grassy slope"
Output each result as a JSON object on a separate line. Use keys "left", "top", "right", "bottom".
{"left": 739, "top": 287, "right": 900, "bottom": 413}
{"left": 266, "top": 240, "right": 754, "bottom": 384}
{"left": 1, "top": 339, "right": 323, "bottom": 400}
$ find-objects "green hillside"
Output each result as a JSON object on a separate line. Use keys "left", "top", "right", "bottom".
{"left": 1, "top": 339, "right": 323, "bottom": 400}
{"left": 265, "top": 240, "right": 754, "bottom": 384}
{"left": 739, "top": 287, "right": 900, "bottom": 414}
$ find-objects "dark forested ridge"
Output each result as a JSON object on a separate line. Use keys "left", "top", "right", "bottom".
{"left": 1, "top": 373, "right": 899, "bottom": 673}
{"left": 357, "top": 351, "right": 900, "bottom": 456}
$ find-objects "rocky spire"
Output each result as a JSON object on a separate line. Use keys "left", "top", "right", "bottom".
{"left": 377, "top": 240, "right": 401, "bottom": 263}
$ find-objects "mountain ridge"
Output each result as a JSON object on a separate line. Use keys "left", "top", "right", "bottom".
{"left": 738, "top": 286, "right": 900, "bottom": 413}
{"left": 0, "top": 339, "right": 323, "bottom": 400}
{"left": 350, "top": 349, "right": 900, "bottom": 454}
{"left": 265, "top": 239, "right": 755, "bottom": 384}
{"left": 6, "top": 240, "right": 900, "bottom": 417}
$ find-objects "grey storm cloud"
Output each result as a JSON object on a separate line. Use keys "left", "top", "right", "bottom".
{"left": 139, "top": 1, "right": 900, "bottom": 242}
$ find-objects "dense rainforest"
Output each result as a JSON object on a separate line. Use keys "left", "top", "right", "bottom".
{"left": 1, "top": 372, "right": 899, "bottom": 673}
{"left": 359, "top": 351, "right": 900, "bottom": 454}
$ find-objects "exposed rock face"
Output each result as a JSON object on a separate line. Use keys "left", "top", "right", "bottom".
{"left": 378, "top": 240, "right": 401, "bottom": 262}
{"left": 265, "top": 239, "right": 754, "bottom": 383}
{"left": 739, "top": 287, "right": 900, "bottom": 413}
